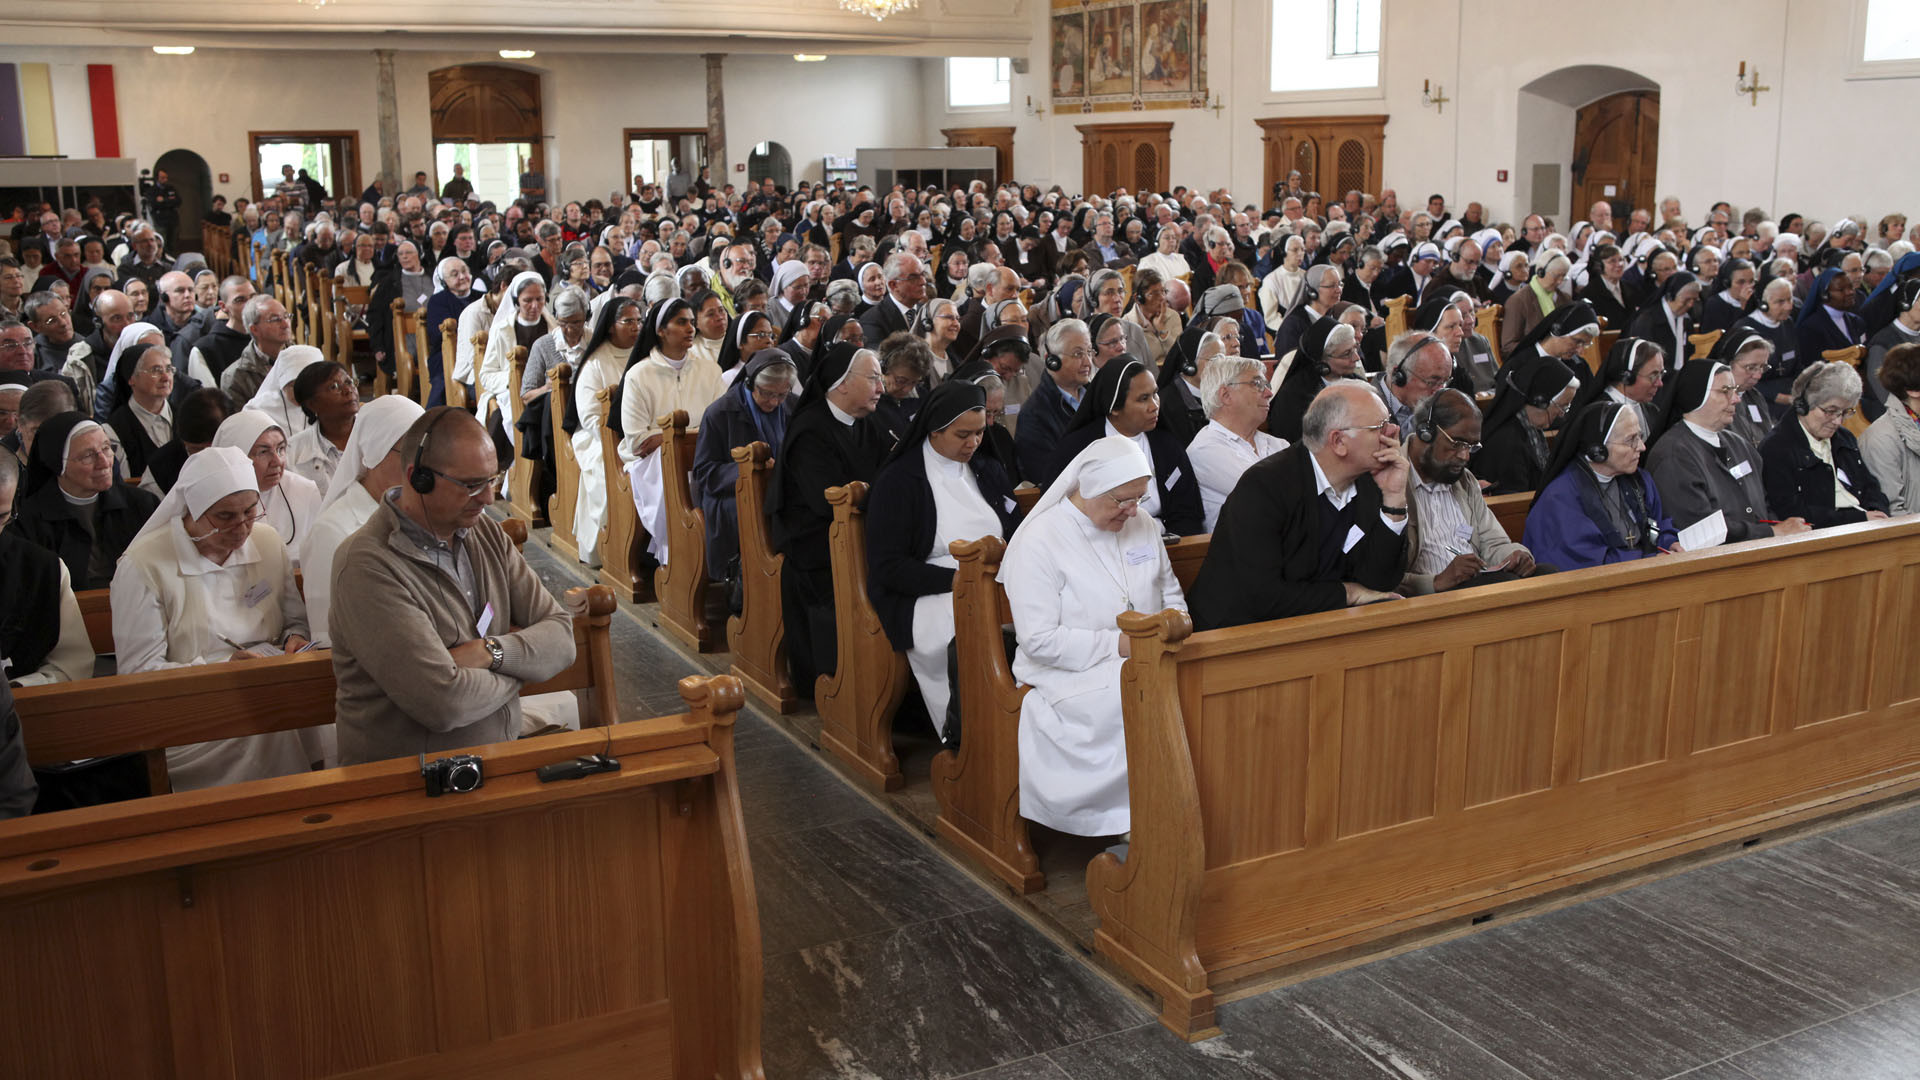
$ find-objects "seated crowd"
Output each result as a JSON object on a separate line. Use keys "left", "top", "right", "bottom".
{"left": 3, "top": 171, "right": 1917, "bottom": 847}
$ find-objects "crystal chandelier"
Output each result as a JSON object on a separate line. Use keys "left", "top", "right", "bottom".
{"left": 839, "top": 0, "right": 919, "bottom": 20}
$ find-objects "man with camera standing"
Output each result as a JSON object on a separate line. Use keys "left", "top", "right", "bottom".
{"left": 329, "top": 407, "right": 575, "bottom": 766}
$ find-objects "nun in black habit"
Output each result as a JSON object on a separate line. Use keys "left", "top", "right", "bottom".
{"left": 767, "top": 343, "right": 887, "bottom": 692}
{"left": 864, "top": 380, "right": 1021, "bottom": 747}
{"left": 948, "top": 355, "right": 1022, "bottom": 485}
{"left": 1266, "top": 316, "right": 1362, "bottom": 442}
{"left": 1046, "top": 357, "right": 1206, "bottom": 536}
{"left": 1697, "top": 257, "right": 1755, "bottom": 334}
{"left": 1627, "top": 270, "right": 1702, "bottom": 368}
{"left": 692, "top": 347, "right": 798, "bottom": 600}
{"left": 1520, "top": 401, "right": 1678, "bottom": 570}
{"left": 1469, "top": 355, "right": 1579, "bottom": 495}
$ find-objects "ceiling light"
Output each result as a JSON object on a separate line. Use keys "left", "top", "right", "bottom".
{"left": 794, "top": 54, "right": 827, "bottom": 62}
{"left": 499, "top": 49, "right": 536, "bottom": 59}
{"left": 839, "top": 0, "right": 919, "bottom": 20}
{"left": 152, "top": 46, "right": 195, "bottom": 55}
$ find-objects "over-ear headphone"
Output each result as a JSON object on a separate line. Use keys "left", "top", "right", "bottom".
{"left": 1616, "top": 337, "right": 1646, "bottom": 387}
{"left": 1046, "top": 348, "right": 1062, "bottom": 372}
{"left": 1411, "top": 398, "right": 1437, "bottom": 445}
{"left": 1181, "top": 350, "right": 1198, "bottom": 377}
{"left": 1584, "top": 440, "right": 1611, "bottom": 464}
{"left": 409, "top": 407, "right": 456, "bottom": 495}
{"left": 1391, "top": 331, "right": 1441, "bottom": 387}
{"left": 1793, "top": 389, "right": 1811, "bottom": 416}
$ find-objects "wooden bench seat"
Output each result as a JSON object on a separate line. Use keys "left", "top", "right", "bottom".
{"left": 816, "top": 482, "right": 911, "bottom": 792}
{"left": 728, "top": 442, "right": 797, "bottom": 714}
{"left": 1094, "top": 516, "right": 1920, "bottom": 1039}
{"left": 501, "top": 346, "right": 549, "bottom": 529}
{"left": 0, "top": 674, "right": 763, "bottom": 1080}
{"left": 26, "top": 581, "right": 617, "bottom": 793}
{"left": 547, "top": 363, "right": 581, "bottom": 561}
{"left": 655, "top": 410, "right": 717, "bottom": 652}
{"left": 598, "top": 386, "right": 656, "bottom": 603}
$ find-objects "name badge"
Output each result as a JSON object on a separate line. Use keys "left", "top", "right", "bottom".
{"left": 1453, "top": 523, "right": 1474, "bottom": 548}
{"left": 1004, "top": 403, "right": 1020, "bottom": 416}
{"left": 477, "top": 601, "right": 495, "bottom": 638}
{"left": 1003, "top": 496, "right": 1018, "bottom": 514}
{"left": 1729, "top": 460, "right": 1753, "bottom": 480}
{"left": 1748, "top": 404, "right": 1764, "bottom": 422}
{"left": 1343, "top": 524, "right": 1366, "bottom": 553}
{"left": 1837, "top": 468, "right": 1853, "bottom": 487}
{"left": 1165, "top": 467, "right": 1182, "bottom": 489}
{"left": 243, "top": 582, "right": 271, "bottom": 608}
{"left": 1125, "top": 546, "right": 1155, "bottom": 566}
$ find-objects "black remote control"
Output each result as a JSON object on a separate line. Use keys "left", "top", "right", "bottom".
{"left": 536, "top": 754, "right": 623, "bottom": 782}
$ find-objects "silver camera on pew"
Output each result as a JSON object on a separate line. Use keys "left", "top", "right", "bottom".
{"left": 421, "top": 754, "right": 484, "bottom": 797}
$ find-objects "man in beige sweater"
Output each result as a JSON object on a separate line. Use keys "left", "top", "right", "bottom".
{"left": 330, "top": 407, "right": 575, "bottom": 765}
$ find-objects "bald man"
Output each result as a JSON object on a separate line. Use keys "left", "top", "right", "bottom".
{"left": 151, "top": 270, "right": 197, "bottom": 344}
{"left": 329, "top": 407, "right": 575, "bottom": 765}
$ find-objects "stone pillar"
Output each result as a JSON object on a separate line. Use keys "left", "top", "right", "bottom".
{"left": 375, "top": 49, "right": 403, "bottom": 198}
{"left": 704, "top": 53, "right": 727, "bottom": 186}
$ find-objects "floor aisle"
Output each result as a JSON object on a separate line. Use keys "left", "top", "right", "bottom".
{"left": 517, "top": 537, "right": 1920, "bottom": 1080}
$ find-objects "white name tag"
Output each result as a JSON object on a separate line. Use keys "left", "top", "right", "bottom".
{"left": 1165, "top": 467, "right": 1182, "bottom": 489}
{"left": 1343, "top": 524, "right": 1366, "bottom": 553}
{"left": 1003, "top": 403, "right": 1020, "bottom": 416}
{"left": 1748, "top": 404, "right": 1764, "bottom": 422}
{"left": 1837, "top": 468, "right": 1853, "bottom": 487}
{"left": 477, "top": 601, "right": 495, "bottom": 638}
{"left": 1781, "top": 350, "right": 1795, "bottom": 363}
{"left": 244, "top": 582, "right": 271, "bottom": 608}
{"left": 1125, "top": 546, "right": 1155, "bottom": 566}
{"left": 1453, "top": 523, "right": 1474, "bottom": 548}
{"left": 1729, "top": 460, "right": 1753, "bottom": 480}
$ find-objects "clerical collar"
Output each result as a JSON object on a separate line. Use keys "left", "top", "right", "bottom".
{"left": 826, "top": 399, "right": 857, "bottom": 426}
{"left": 1587, "top": 464, "right": 1617, "bottom": 485}
{"left": 1683, "top": 418, "right": 1723, "bottom": 447}
{"left": 59, "top": 485, "right": 100, "bottom": 507}
{"left": 1750, "top": 311, "right": 1779, "bottom": 328}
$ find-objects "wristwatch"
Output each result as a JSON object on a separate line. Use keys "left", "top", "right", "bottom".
{"left": 1381, "top": 504, "right": 1408, "bottom": 516}
{"left": 484, "top": 636, "right": 505, "bottom": 672}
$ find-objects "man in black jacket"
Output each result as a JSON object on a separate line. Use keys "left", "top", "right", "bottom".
{"left": 1189, "top": 382, "right": 1408, "bottom": 629}
{"left": 856, "top": 252, "right": 926, "bottom": 348}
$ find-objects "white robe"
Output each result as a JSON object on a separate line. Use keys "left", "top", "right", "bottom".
{"left": 1003, "top": 500, "right": 1186, "bottom": 836}
{"left": 619, "top": 350, "right": 726, "bottom": 565}
{"left": 301, "top": 482, "right": 378, "bottom": 647}
{"left": 570, "top": 341, "right": 633, "bottom": 568}
{"left": 453, "top": 295, "right": 494, "bottom": 386}
{"left": 908, "top": 442, "right": 1006, "bottom": 738}
{"left": 286, "top": 423, "right": 343, "bottom": 492}
{"left": 111, "top": 520, "right": 315, "bottom": 791}
{"left": 260, "top": 471, "right": 323, "bottom": 567}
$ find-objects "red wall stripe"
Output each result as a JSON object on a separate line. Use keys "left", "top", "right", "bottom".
{"left": 87, "top": 64, "right": 119, "bottom": 158}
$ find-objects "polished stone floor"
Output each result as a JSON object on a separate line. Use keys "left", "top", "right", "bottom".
{"left": 519, "top": 533, "right": 1920, "bottom": 1080}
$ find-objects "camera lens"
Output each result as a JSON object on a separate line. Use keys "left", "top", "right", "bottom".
{"left": 448, "top": 762, "right": 482, "bottom": 792}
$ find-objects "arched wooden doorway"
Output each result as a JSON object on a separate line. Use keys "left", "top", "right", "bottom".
{"left": 429, "top": 65, "right": 544, "bottom": 206}
{"left": 1572, "top": 91, "right": 1658, "bottom": 226}
{"left": 153, "top": 148, "right": 210, "bottom": 253}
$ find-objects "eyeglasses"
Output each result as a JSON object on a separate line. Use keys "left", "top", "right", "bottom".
{"left": 1341, "top": 419, "right": 1398, "bottom": 436}
{"left": 1817, "top": 404, "right": 1858, "bottom": 420}
{"left": 421, "top": 467, "right": 504, "bottom": 498}
{"left": 1411, "top": 372, "right": 1449, "bottom": 390}
{"left": 1607, "top": 435, "right": 1648, "bottom": 450}
{"left": 1103, "top": 493, "right": 1146, "bottom": 510}
{"left": 1436, "top": 427, "right": 1482, "bottom": 454}
{"left": 1228, "top": 378, "right": 1273, "bottom": 393}
{"left": 68, "top": 447, "right": 113, "bottom": 467}
{"left": 202, "top": 506, "right": 267, "bottom": 532}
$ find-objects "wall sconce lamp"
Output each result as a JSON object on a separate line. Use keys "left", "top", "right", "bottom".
{"left": 1735, "top": 61, "right": 1771, "bottom": 107}
{"left": 1421, "top": 79, "right": 1450, "bottom": 114}
{"left": 1025, "top": 94, "right": 1047, "bottom": 118}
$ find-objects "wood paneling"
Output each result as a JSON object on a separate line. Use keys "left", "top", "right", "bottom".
{"left": 1893, "top": 563, "right": 1920, "bottom": 705}
{"left": 428, "top": 65, "right": 545, "bottom": 179}
{"left": 1255, "top": 116, "right": 1386, "bottom": 206}
{"left": 941, "top": 126, "right": 1015, "bottom": 185}
{"left": 1573, "top": 91, "right": 1658, "bottom": 225}
{"left": 1090, "top": 519, "right": 1920, "bottom": 1039}
{"left": 1077, "top": 122, "right": 1171, "bottom": 194}
{"left": 1464, "top": 632, "right": 1563, "bottom": 807}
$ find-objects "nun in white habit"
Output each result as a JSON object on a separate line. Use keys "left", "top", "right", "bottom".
{"left": 619, "top": 296, "right": 726, "bottom": 565}
{"left": 1002, "top": 435, "right": 1187, "bottom": 837}
{"left": 571, "top": 294, "right": 643, "bottom": 568}
{"left": 245, "top": 343, "right": 326, "bottom": 439}
{"left": 303, "top": 395, "right": 424, "bottom": 645}
{"left": 110, "top": 446, "right": 315, "bottom": 791}
{"left": 212, "top": 409, "right": 323, "bottom": 565}
{"left": 478, "top": 271, "right": 552, "bottom": 497}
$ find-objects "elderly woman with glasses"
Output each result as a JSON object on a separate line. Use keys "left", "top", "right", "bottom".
{"left": 111, "top": 446, "right": 315, "bottom": 791}
{"left": 212, "top": 409, "right": 322, "bottom": 566}
{"left": 1760, "top": 361, "right": 1891, "bottom": 527}
{"left": 1522, "top": 401, "right": 1678, "bottom": 570}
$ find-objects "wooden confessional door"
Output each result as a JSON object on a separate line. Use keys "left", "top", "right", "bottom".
{"left": 1572, "top": 91, "right": 1658, "bottom": 225}
{"left": 1255, "top": 116, "right": 1386, "bottom": 207}
{"left": 1076, "top": 123, "right": 1172, "bottom": 195}
{"left": 428, "top": 65, "right": 546, "bottom": 180}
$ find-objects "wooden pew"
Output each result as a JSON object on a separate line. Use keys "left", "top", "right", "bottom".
{"left": 933, "top": 532, "right": 1210, "bottom": 894}
{"left": 1475, "top": 305, "right": 1503, "bottom": 365}
{"left": 598, "top": 386, "right": 656, "bottom": 603}
{"left": 201, "top": 222, "right": 231, "bottom": 277}
{"left": 1824, "top": 346, "right": 1871, "bottom": 438}
{"left": 308, "top": 267, "right": 332, "bottom": 363}
{"left": 728, "top": 442, "right": 796, "bottom": 714}
{"left": 0, "top": 673, "right": 763, "bottom": 1080}
{"left": 390, "top": 298, "right": 423, "bottom": 404}
{"left": 816, "top": 482, "right": 910, "bottom": 792}
{"left": 441, "top": 317, "right": 469, "bottom": 410}
{"left": 655, "top": 410, "right": 717, "bottom": 652}
{"left": 547, "top": 362, "right": 582, "bottom": 561}
{"left": 1092, "top": 517, "right": 1920, "bottom": 1039}
{"left": 1582, "top": 328, "right": 1619, "bottom": 378}
{"left": 501, "top": 345, "right": 549, "bottom": 529}
{"left": 1383, "top": 294, "right": 1410, "bottom": 343}
{"left": 1486, "top": 491, "right": 1533, "bottom": 542}
{"left": 336, "top": 283, "right": 375, "bottom": 393}
{"left": 1689, "top": 329, "right": 1723, "bottom": 361}
{"left": 24, "top": 580, "right": 616, "bottom": 792}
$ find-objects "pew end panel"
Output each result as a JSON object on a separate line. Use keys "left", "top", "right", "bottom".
{"left": 815, "top": 482, "right": 910, "bottom": 794}
{"left": 547, "top": 363, "right": 581, "bottom": 562}
{"left": 441, "top": 318, "right": 471, "bottom": 412}
{"left": 727, "top": 442, "right": 798, "bottom": 715}
{"left": 597, "top": 387, "right": 656, "bottom": 604}
{"left": 1383, "top": 295, "right": 1410, "bottom": 343}
{"left": 502, "top": 345, "right": 549, "bottom": 529}
{"left": 0, "top": 675, "right": 764, "bottom": 1080}
{"left": 1094, "top": 518, "right": 1920, "bottom": 1039}
{"left": 654, "top": 410, "right": 717, "bottom": 653}
{"left": 931, "top": 536, "right": 1044, "bottom": 895}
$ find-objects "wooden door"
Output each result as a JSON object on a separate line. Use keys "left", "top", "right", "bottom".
{"left": 1572, "top": 91, "right": 1658, "bottom": 227}
{"left": 942, "top": 126, "right": 1015, "bottom": 186}
{"left": 1255, "top": 116, "right": 1387, "bottom": 208}
{"left": 429, "top": 65, "right": 546, "bottom": 180}
{"left": 1076, "top": 122, "right": 1172, "bottom": 195}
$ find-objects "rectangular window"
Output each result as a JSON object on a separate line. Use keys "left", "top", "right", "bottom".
{"left": 1271, "top": 0, "right": 1380, "bottom": 94}
{"left": 1329, "top": 0, "right": 1380, "bottom": 57}
{"left": 1863, "top": 0, "right": 1920, "bottom": 62}
{"left": 948, "top": 57, "right": 1012, "bottom": 109}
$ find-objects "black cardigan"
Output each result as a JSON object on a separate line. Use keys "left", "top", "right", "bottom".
{"left": 1759, "top": 417, "right": 1889, "bottom": 527}
{"left": 1045, "top": 421, "right": 1206, "bottom": 537}
{"left": 863, "top": 446, "right": 1019, "bottom": 652}
{"left": 12, "top": 480, "right": 160, "bottom": 591}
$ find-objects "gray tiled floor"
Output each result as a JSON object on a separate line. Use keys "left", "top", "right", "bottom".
{"left": 518, "top": 527, "right": 1920, "bottom": 1080}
